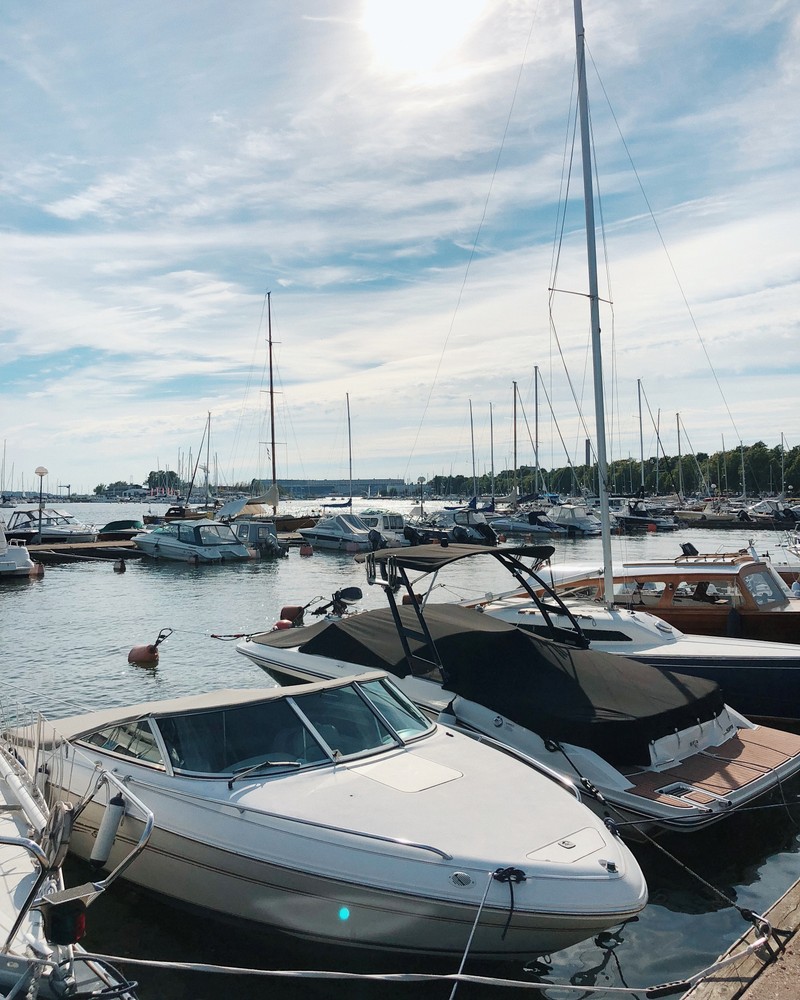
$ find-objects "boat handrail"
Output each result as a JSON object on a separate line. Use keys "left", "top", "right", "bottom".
{"left": 0, "top": 834, "right": 52, "bottom": 950}
{"left": 121, "top": 774, "right": 452, "bottom": 860}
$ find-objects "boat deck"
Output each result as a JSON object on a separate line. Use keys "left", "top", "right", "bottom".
{"left": 624, "top": 727, "right": 800, "bottom": 808}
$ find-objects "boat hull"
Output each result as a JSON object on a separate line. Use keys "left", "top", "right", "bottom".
{"left": 63, "top": 795, "right": 641, "bottom": 959}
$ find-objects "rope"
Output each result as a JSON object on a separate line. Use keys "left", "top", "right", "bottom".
{"left": 447, "top": 870, "right": 495, "bottom": 1000}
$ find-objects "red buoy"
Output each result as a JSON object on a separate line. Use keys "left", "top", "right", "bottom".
{"left": 127, "top": 627, "right": 173, "bottom": 666}
{"left": 299, "top": 543, "right": 313, "bottom": 557}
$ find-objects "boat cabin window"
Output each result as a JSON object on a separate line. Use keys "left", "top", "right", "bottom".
{"left": 82, "top": 720, "right": 165, "bottom": 766}
{"left": 196, "top": 523, "right": 241, "bottom": 545}
{"left": 741, "top": 569, "right": 788, "bottom": 607}
{"left": 671, "top": 579, "right": 734, "bottom": 607}
{"left": 612, "top": 580, "right": 666, "bottom": 607}
{"left": 156, "top": 524, "right": 180, "bottom": 539}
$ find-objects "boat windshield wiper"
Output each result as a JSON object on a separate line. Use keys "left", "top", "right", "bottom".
{"left": 227, "top": 758, "right": 301, "bottom": 789}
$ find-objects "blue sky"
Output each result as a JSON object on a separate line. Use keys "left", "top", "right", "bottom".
{"left": 1, "top": 1, "right": 798, "bottom": 495}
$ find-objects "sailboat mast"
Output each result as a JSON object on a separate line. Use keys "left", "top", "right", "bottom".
{"left": 574, "top": 0, "right": 613, "bottom": 602}
{"left": 637, "top": 379, "right": 645, "bottom": 491}
{"left": 489, "top": 403, "right": 495, "bottom": 504}
{"left": 469, "top": 399, "right": 477, "bottom": 499}
{"left": 534, "top": 366, "right": 540, "bottom": 497}
{"left": 512, "top": 381, "right": 519, "bottom": 502}
{"left": 267, "top": 291, "right": 277, "bottom": 513}
{"left": 677, "top": 414, "right": 684, "bottom": 498}
{"left": 346, "top": 392, "right": 353, "bottom": 504}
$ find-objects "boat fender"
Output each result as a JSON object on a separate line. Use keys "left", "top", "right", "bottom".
{"left": 299, "top": 543, "right": 313, "bottom": 557}
{"left": 90, "top": 792, "right": 126, "bottom": 869}
{"left": 279, "top": 605, "right": 305, "bottom": 625}
{"left": 273, "top": 619, "right": 294, "bottom": 630}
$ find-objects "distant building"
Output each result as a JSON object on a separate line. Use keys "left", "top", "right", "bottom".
{"left": 252, "top": 478, "right": 409, "bottom": 499}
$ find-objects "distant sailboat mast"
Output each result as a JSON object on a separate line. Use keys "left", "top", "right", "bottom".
{"left": 267, "top": 291, "right": 278, "bottom": 514}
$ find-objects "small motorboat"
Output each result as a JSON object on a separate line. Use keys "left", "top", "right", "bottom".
{"left": 0, "top": 718, "right": 153, "bottom": 998}
{"left": 97, "top": 518, "right": 145, "bottom": 541}
{"left": 238, "top": 544, "right": 800, "bottom": 835}
{"left": 546, "top": 503, "right": 602, "bottom": 537}
{"left": 297, "top": 513, "right": 376, "bottom": 552}
{"left": 4, "top": 508, "right": 97, "bottom": 544}
{"left": 488, "top": 508, "right": 566, "bottom": 536}
{"left": 0, "top": 520, "right": 38, "bottom": 578}
{"left": 28, "top": 673, "right": 647, "bottom": 959}
{"left": 132, "top": 518, "right": 252, "bottom": 563}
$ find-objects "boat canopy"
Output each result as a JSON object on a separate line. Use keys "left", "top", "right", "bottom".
{"left": 365, "top": 542, "right": 556, "bottom": 574}
{"left": 256, "top": 604, "right": 724, "bottom": 767}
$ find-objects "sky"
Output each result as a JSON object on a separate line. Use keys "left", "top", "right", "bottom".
{"left": 1, "top": 0, "right": 798, "bottom": 496}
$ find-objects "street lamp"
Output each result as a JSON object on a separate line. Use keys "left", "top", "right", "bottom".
{"left": 35, "top": 466, "right": 48, "bottom": 543}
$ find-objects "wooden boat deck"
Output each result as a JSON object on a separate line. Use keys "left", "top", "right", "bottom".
{"left": 623, "top": 727, "right": 800, "bottom": 808}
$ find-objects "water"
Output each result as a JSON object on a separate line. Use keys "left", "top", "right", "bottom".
{"left": 3, "top": 501, "right": 799, "bottom": 998}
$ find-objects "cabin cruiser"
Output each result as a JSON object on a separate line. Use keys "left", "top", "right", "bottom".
{"left": 238, "top": 544, "right": 800, "bottom": 836}
{"left": 21, "top": 675, "right": 646, "bottom": 958}
{"left": 488, "top": 508, "right": 566, "bottom": 537}
{"left": 358, "top": 508, "right": 409, "bottom": 546}
{"left": 0, "top": 520, "right": 37, "bottom": 578}
{"left": 546, "top": 503, "right": 602, "bottom": 537}
{"left": 404, "top": 507, "right": 497, "bottom": 546}
{"left": 543, "top": 544, "right": 800, "bottom": 648}
{"left": 4, "top": 508, "right": 97, "bottom": 544}
{"left": 132, "top": 518, "right": 252, "bottom": 563}
{"left": 297, "top": 513, "right": 375, "bottom": 552}
{"left": 608, "top": 498, "right": 677, "bottom": 532}
{"left": 0, "top": 720, "right": 152, "bottom": 998}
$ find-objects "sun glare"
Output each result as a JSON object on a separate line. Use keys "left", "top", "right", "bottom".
{"left": 361, "top": 0, "right": 488, "bottom": 75}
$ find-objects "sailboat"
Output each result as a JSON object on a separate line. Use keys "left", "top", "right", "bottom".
{"left": 297, "top": 394, "right": 376, "bottom": 552}
{"left": 242, "top": 292, "right": 317, "bottom": 533}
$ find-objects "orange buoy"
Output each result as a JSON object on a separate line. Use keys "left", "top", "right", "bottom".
{"left": 299, "top": 543, "right": 313, "bottom": 557}
{"left": 127, "top": 627, "right": 173, "bottom": 666}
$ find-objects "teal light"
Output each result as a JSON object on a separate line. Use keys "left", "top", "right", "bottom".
{"left": 338, "top": 906, "right": 350, "bottom": 921}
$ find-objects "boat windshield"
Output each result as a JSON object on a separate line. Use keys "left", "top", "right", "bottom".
{"left": 741, "top": 568, "right": 790, "bottom": 607}
{"left": 195, "top": 523, "right": 242, "bottom": 545}
{"left": 80, "top": 678, "right": 433, "bottom": 776}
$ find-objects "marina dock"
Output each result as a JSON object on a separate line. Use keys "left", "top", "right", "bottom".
{"left": 684, "top": 875, "right": 800, "bottom": 1000}
{"left": 27, "top": 540, "right": 140, "bottom": 563}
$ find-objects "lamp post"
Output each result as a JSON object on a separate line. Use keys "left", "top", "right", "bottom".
{"left": 35, "top": 466, "right": 48, "bottom": 543}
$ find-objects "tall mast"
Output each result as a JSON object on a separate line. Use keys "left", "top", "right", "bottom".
{"left": 677, "top": 414, "right": 684, "bottom": 498}
{"left": 512, "top": 381, "right": 519, "bottom": 503}
{"left": 489, "top": 402, "right": 495, "bottom": 504}
{"left": 534, "top": 366, "right": 540, "bottom": 497}
{"left": 469, "top": 399, "right": 477, "bottom": 499}
{"left": 267, "top": 291, "right": 277, "bottom": 513}
{"left": 637, "top": 379, "right": 645, "bottom": 492}
{"left": 574, "top": 0, "right": 613, "bottom": 603}
{"left": 346, "top": 392, "right": 353, "bottom": 504}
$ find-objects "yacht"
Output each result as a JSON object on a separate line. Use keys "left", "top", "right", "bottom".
{"left": 23, "top": 674, "right": 647, "bottom": 958}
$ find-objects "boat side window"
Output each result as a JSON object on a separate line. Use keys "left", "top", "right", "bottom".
{"left": 82, "top": 720, "right": 165, "bottom": 766}
{"left": 155, "top": 699, "right": 324, "bottom": 773}
{"left": 742, "top": 570, "right": 787, "bottom": 607}
{"left": 291, "top": 684, "right": 397, "bottom": 755}
{"left": 197, "top": 524, "right": 239, "bottom": 545}
{"left": 159, "top": 524, "right": 180, "bottom": 539}
{"left": 613, "top": 580, "right": 665, "bottom": 607}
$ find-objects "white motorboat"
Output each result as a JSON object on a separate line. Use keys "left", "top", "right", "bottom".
{"left": 27, "top": 673, "right": 646, "bottom": 959}
{"left": 358, "top": 508, "right": 410, "bottom": 546}
{"left": 132, "top": 518, "right": 252, "bottom": 563}
{"left": 546, "top": 503, "right": 602, "bottom": 537}
{"left": 488, "top": 508, "right": 566, "bottom": 537}
{"left": 0, "top": 719, "right": 153, "bottom": 998}
{"left": 0, "top": 520, "right": 38, "bottom": 578}
{"left": 297, "top": 513, "right": 375, "bottom": 552}
{"left": 4, "top": 508, "right": 97, "bottom": 544}
{"left": 238, "top": 544, "right": 800, "bottom": 836}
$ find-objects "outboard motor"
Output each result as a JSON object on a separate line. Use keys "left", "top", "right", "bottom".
{"left": 368, "top": 528, "right": 386, "bottom": 551}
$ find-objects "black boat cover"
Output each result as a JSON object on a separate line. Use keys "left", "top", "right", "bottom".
{"left": 253, "top": 603, "right": 725, "bottom": 766}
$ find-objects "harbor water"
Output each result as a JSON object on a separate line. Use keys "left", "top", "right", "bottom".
{"left": 2, "top": 501, "right": 799, "bottom": 998}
